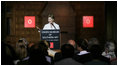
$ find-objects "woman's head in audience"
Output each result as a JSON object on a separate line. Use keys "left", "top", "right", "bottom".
{"left": 105, "top": 41, "right": 115, "bottom": 52}
{"left": 16, "top": 38, "right": 28, "bottom": 60}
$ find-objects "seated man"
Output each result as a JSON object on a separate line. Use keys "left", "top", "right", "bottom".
{"left": 73, "top": 39, "right": 93, "bottom": 64}
{"left": 85, "top": 45, "right": 111, "bottom": 65}
{"left": 28, "top": 41, "right": 53, "bottom": 65}
{"left": 54, "top": 39, "right": 78, "bottom": 62}
{"left": 68, "top": 39, "right": 78, "bottom": 53}
{"left": 55, "top": 44, "right": 81, "bottom": 65}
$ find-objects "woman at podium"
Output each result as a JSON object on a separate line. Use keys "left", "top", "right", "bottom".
{"left": 43, "top": 14, "right": 60, "bottom": 30}
{"left": 36, "top": 14, "right": 60, "bottom": 31}
{"left": 36, "top": 14, "right": 60, "bottom": 57}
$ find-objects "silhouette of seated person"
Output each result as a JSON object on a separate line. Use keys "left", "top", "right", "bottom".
{"left": 85, "top": 45, "right": 111, "bottom": 65}
{"left": 28, "top": 41, "right": 54, "bottom": 65}
{"left": 73, "top": 39, "right": 93, "bottom": 64}
{"left": 1, "top": 42, "right": 17, "bottom": 65}
{"left": 55, "top": 44, "right": 82, "bottom": 65}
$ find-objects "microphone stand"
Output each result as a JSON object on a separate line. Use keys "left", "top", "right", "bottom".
{"left": 51, "top": 23, "right": 56, "bottom": 29}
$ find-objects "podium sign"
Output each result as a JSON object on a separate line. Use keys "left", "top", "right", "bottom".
{"left": 40, "top": 30, "right": 60, "bottom": 49}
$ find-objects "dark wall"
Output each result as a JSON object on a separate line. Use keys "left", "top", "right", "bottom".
{"left": 71, "top": 2, "right": 106, "bottom": 44}
{"left": 1, "top": 1, "right": 117, "bottom": 47}
{"left": 1, "top": 2, "right": 47, "bottom": 47}
{"left": 105, "top": 1, "right": 117, "bottom": 42}
{"left": 1, "top": 1, "right": 7, "bottom": 41}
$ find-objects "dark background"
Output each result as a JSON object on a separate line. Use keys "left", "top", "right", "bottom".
{"left": 1, "top": 1, "right": 117, "bottom": 48}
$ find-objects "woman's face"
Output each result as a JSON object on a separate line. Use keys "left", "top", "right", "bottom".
{"left": 48, "top": 17, "right": 54, "bottom": 23}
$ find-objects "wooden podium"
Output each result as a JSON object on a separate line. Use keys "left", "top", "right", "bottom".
{"left": 40, "top": 30, "right": 60, "bottom": 50}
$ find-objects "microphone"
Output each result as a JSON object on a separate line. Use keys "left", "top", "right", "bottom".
{"left": 51, "top": 23, "right": 56, "bottom": 29}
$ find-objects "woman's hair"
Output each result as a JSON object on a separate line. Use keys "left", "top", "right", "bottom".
{"left": 16, "top": 38, "right": 28, "bottom": 60}
{"left": 48, "top": 14, "right": 55, "bottom": 20}
{"left": 105, "top": 41, "right": 115, "bottom": 51}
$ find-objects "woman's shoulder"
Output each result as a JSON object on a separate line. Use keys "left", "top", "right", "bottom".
{"left": 53, "top": 22, "right": 59, "bottom": 26}
{"left": 44, "top": 23, "right": 50, "bottom": 26}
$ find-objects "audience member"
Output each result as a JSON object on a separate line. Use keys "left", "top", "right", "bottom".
{"left": 68, "top": 39, "right": 76, "bottom": 48}
{"left": 55, "top": 44, "right": 81, "bottom": 65}
{"left": 15, "top": 38, "right": 28, "bottom": 60}
{"left": 88, "top": 38, "right": 99, "bottom": 49}
{"left": 17, "top": 42, "right": 34, "bottom": 65}
{"left": 85, "top": 44, "right": 111, "bottom": 65}
{"left": 28, "top": 41, "right": 53, "bottom": 65}
{"left": 68, "top": 39, "right": 79, "bottom": 53}
{"left": 14, "top": 38, "right": 28, "bottom": 64}
{"left": 1, "top": 42, "right": 17, "bottom": 65}
{"left": 73, "top": 39, "right": 93, "bottom": 64}
{"left": 2, "top": 37, "right": 116, "bottom": 65}
{"left": 102, "top": 41, "right": 117, "bottom": 64}
{"left": 54, "top": 39, "right": 77, "bottom": 62}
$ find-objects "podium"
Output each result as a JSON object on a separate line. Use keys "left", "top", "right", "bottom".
{"left": 40, "top": 30, "right": 60, "bottom": 49}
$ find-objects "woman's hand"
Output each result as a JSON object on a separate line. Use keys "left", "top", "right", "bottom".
{"left": 36, "top": 26, "right": 40, "bottom": 30}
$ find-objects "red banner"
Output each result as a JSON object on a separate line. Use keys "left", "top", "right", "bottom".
{"left": 50, "top": 42, "right": 54, "bottom": 48}
{"left": 83, "top": 16, "right": 94, "bottom": 28}
{"left": 24, "top": 16, "right": 35, "bottom": 28}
